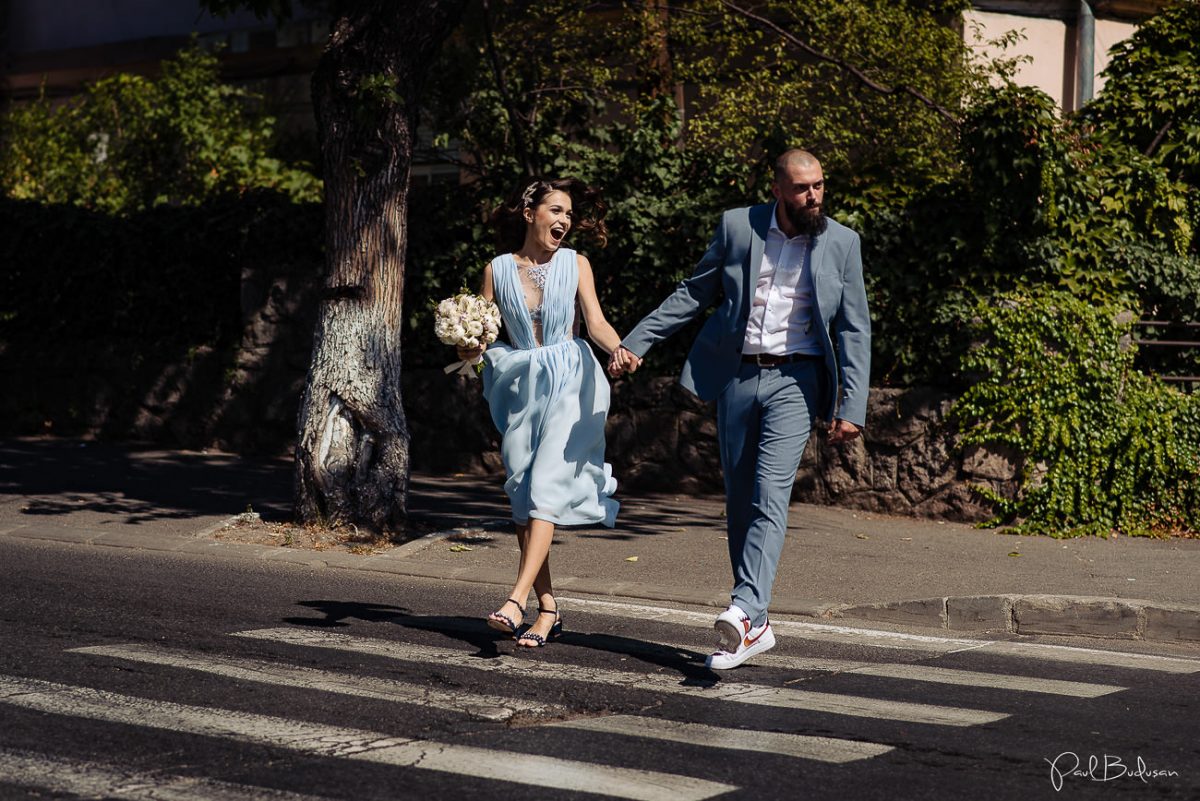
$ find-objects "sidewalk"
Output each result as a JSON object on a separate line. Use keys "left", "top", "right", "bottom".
{"left": 2, "top": 437, "right": 1198, "bottom": 645}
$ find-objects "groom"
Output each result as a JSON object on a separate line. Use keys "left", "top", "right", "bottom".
{"left": 610, "top": 149, "right": 871, "bottom": 669}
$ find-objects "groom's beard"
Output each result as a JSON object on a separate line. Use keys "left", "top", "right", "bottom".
{"left": 784, "top": 202, "right": 827, "bottom": 237}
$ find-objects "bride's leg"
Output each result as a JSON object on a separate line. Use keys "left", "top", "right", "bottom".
{"left": 533, "top": 550, "right": 553, "bottom": 609}
{"left": 515, "top": 522, "right": 553, "bottom": 605}
{"left": 488, "top": 523, "right": 531, "bottom": 631}
{"left": 516, "top": 520, "right": 560, "bottom": 646}
{"left": 510, "top": 518, "right": 553, "bottom": 601}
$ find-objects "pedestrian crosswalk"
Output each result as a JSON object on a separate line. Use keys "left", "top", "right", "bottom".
{"left": 3, "top": 598, "right": 1198, "bottom": 801}
{"left": 233, "top": 627, "right": 1009, "bottom": 726}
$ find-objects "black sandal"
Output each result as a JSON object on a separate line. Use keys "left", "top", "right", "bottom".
{"left": 517, "top": 607, "right": 563, "bottom": 647}
{"left": 487, "top": 598, "right": 526, "bottom": 635}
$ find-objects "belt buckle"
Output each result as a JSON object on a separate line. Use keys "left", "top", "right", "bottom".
{"left": 755, "top": 353, "right": 773, "bottom": 367}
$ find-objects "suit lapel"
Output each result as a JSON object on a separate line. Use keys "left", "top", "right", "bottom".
{"left": 809, "top": 226, "right": 829, "bottom": 302}
{"left": 746, "top": 203, "right": 772, "bottom": 297}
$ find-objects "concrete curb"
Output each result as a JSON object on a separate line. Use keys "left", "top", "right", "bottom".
{"left": 5, "top": 524, "right": 1198, "bottom": 644}
{"left": 837, "top": 595, "right": 1200, "bottom": 644}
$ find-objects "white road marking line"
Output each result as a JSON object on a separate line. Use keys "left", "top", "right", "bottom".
{"left": 653, "top": 644, "right": 1123, "bottom": 698}
{"left": 558, "top": 597, "right": 975, "bottom": 652}
{"left": 547, "top": 716, "right": 893, "bottom": 764}
{"left": 68, "top": 643, "right": 562, "bottom": 721}
{"left": 0, "top": 748, "right": 325, "bottom": 801}
{"left": 0, "top": 675, "right": 735, "bottom": 801}
{"left": 561, "top": 597, "right": 1200, "bottom": 673}
{"left": 845, "top": 662, "right": 1123, "bottom": 697}
{"left": 968, "top": 641, "right": 1200, "bottom": 674}
{"left": 235, "top": 628, "right": 1007, "bottom": 727}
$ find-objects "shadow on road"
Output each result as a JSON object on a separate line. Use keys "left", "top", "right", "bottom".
{"left": 284, "top": 598, "right": 721, "bottom": 684}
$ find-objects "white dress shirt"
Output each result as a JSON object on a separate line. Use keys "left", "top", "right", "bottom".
{"left": 742, "top": 205, "right": 822, "bottom": 356}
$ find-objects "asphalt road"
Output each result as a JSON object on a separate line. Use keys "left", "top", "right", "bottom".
{"left": 2, "top": 536, "right": 1198, "bottom": 801}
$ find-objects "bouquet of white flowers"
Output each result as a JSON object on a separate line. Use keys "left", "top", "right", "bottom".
{"left": 434, "top": 291, "right": 502, "bottom": 377}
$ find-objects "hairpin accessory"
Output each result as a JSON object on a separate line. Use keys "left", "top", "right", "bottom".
{"left": 520, "top": 182, "right": 540, "bottom": 209}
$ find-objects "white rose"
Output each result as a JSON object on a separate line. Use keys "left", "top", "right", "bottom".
{"left": 435, "top": 318, "right": 457, "bottom": 344}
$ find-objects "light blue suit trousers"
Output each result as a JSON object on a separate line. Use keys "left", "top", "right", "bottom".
{"left": 719, "top": 358, "right": 827, "bottom": 624}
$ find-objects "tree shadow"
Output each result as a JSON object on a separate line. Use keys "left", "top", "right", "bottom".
{"left": 0, "top": 438, "right": 292, "bottom": 523}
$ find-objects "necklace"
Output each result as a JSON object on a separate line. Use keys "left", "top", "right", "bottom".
{"left": 517, "top": 256, "right": 552, "bottom": 291}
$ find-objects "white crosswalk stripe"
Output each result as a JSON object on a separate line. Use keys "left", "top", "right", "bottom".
{"left": 68, "top": 643, "right": 565, "bottom": 721}
{"left": 560, "top": 597, "right": 1200, "bottom": 673}
{"left": 234, "top": 627, "right": 1009, "bottom": 727}
{"left": 0, "top": 748, "right": 328, "bottom": 801}
{"left": 0, "top": 674, "right": 736, "bottom": 801}
{"left": 547, "top": 716, "right": 894, "bottom": 764}
{"left": 652, "top": 643, "right": 1123, "bottom": 697}
{"left": 830, "top": 661, "right": 1123, "bottom": 696}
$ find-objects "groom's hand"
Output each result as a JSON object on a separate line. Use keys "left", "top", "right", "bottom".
{"left": 608, "top": 345, "right": 641, "bottom": 377}
{"left": 827, "top": 418, "right": 862, "bottom": 444}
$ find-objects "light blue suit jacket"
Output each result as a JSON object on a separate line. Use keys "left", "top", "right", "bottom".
{"left": 622, "top": 203, "right": 871, "bottom": 427}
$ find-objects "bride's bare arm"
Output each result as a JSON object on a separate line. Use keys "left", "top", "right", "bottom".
{"left": 482, "top": 263, "right": 495, "bottom": 301}
{"left": 575, "top": 253, "right": 621, "bottom": 354}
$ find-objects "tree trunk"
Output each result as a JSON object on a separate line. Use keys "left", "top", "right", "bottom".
{"left": 295, "top": 0, "right": 466, "bottom": 533}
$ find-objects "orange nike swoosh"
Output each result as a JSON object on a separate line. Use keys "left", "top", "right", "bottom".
{"left": 743, "top": 627, "right": 769, "bottom": 648}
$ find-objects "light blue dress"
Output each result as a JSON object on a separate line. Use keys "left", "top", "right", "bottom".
{"left": 482, "top": 248, "right": 619, "bottom": 527}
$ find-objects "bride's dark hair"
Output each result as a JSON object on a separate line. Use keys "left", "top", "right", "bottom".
{"left": 491, "top": 177, "right": 608, "bottom": 253}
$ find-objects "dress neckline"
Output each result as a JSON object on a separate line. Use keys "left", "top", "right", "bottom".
{"left": 511, "top": 251, "right": 557, "bottom": 269}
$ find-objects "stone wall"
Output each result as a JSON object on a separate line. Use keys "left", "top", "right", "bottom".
{"left": 795, "top": 386, "right": 1019, "bottom": 522}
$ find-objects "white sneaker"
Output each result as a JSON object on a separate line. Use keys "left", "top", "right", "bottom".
{"left": 707, "top": 617, "right": 775, "bottom": 670}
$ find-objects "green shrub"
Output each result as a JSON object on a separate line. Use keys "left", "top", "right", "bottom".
{"left": 0, "top": 43, "right": 320, "bottom": 213}
{"left": 1116, "top": 240, "right": 1200, "bottom": 380}
{"left": 953, "top": 289, "right": 1200, "bottom": 537}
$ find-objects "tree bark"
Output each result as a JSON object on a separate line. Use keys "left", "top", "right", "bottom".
{"left": 295, "top": 0, "right": 466, "bottom": 533}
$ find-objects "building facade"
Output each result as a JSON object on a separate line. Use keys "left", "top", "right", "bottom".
{"left": 966, "top": 0, "right": 1170, "bottom": 111}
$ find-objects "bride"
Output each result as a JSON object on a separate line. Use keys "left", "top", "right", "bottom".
{"left": 456, "top": 177, "right": 622, "bottom": 648}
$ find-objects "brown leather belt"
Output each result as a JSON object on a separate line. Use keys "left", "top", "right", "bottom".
{"left": 741, "top": 352, "right": 822, "bottom": 367}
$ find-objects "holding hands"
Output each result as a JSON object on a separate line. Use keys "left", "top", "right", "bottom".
{"left": 607, "top": 345, "right": 642, "bottom": 378}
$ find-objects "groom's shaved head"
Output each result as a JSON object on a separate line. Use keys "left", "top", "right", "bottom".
{"left": 771, "top": 149, "right": 826, "bottom": 237}
{"left": 773, "top": 149, "right": 820, "bottom": 183}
